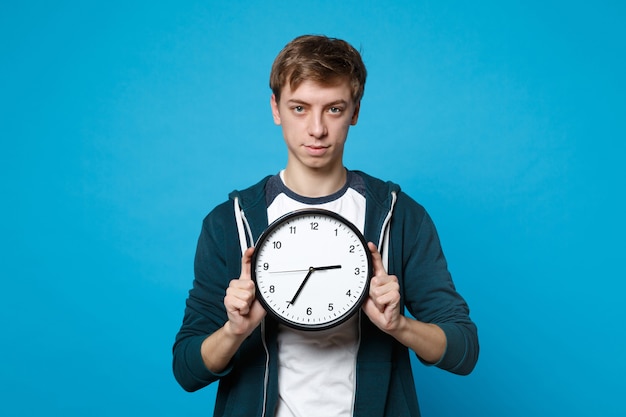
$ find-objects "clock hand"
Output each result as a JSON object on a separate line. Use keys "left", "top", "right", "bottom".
{"left": 312, "top": 265, "right": 342, "bottom": 271}
{"left": 287, "top": 265, "right": 342, "bottom": 307}
{"left": 270, "top": 268, "right": 311, "bottom": 274}
{"left": 288, "top": 267, "right": 315, "bottom": 306}
{"left": 271, "top": 265, "right": 342, "bottom": 275}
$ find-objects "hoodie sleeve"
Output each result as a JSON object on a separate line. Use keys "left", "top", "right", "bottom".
{"left": 394, "top": 193, "right": 479, "bottom": 375}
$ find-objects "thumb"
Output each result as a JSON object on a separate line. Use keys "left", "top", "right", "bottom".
{"left": 367, "top": 242, "right": 387, "bottom": 276}
{"left": 239, "top": 247, "right": 255, "bottom": 281}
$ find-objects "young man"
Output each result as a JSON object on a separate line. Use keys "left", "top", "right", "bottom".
{"left": 173, "top": 35, "right": 478, "bottom": 416}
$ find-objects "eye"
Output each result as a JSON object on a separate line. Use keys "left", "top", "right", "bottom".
{"left": 328, "top": 107, "right": 343, "bottom": 114}
{"left": 293, "top": 106, "right": 305, "bottom": 113}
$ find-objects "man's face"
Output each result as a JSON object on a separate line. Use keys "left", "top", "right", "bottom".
{"left": 271, "top": 79, "right": 360, "bottom": 174}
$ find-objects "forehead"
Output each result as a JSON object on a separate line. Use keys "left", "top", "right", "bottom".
{"left": 281, "top": 79, "right": 354, "bottom": 104}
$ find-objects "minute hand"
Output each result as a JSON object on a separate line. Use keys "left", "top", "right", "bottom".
{"left": 287, "top": 265, "right": 342, "bottom": 306}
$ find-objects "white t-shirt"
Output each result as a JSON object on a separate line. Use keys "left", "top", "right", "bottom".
{"left": 266, "top": 171, "right": 367, "bottom": 417}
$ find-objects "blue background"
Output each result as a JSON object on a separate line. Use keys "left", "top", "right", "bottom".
{"left": 2, "top": 1, "right": 625, "bottom": 416}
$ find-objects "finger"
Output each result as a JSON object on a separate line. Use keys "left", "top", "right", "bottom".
{"left": 374, "top": 288, "right": 400, "bottom": 308}
{"left": 369, "top": 272, "right": 399, "bottom": 302}
{"left": 228, "top": 298, "right": 250, "bottom": 315}
{"left": 371, "top": 273, "right": 398, "bottom": 288}
{"left": 224, "top": 291, "right": 249, "bottom": 315}
{"left": 239, "top": 247, "right": 255, "bottom": 281}
{"left": 362, "top": 297, "right": 381, "bottom": 315}
{"left": 367, "top": 242, "right": 387, "bottom": 276}
{"left": 225, "top": 280, "right": 255, "bottom": 314}
{"left": 228, "top": 278, "right": 256, "bottom": 294}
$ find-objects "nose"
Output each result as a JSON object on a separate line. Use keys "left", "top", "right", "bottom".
{"left": 307, "top": 112, "right": 327, "bottom": 139}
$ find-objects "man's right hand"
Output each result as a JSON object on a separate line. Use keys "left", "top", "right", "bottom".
{"left": 200, "top": 247, "right": 266, "bottom": 373}
{"left": 223, "top": 247, "right": 267, "bottom": 337}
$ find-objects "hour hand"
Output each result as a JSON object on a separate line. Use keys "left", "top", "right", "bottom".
{"left": 312, "top": 265, "right": 342, "bottom": 271}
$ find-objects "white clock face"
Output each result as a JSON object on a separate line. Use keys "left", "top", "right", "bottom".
{"left": 252, "top": 209, "right": 372, "bottom": 330}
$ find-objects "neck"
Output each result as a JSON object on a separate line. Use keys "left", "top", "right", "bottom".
{"left": 282, "top": 165, "right": 347, "bottom": 198}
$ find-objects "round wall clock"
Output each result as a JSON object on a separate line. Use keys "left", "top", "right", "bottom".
{"left": 251, "top": 209, "right": 372, "bottom": 331}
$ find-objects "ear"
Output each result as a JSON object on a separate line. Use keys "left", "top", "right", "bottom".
{"left": 350, "top": 101, "right": 361, "bottom": 126}
{"left": 270, "top": 94, "right": 281, "bottom": 125}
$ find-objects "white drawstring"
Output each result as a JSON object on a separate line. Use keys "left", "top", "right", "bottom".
{"left": 233, "top": 197, "right": 249, "bottom": 255}
{"left": 378, "top": 191, "right": 397, "bottom": 271}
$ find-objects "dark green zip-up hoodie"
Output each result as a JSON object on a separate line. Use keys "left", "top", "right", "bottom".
{"left": 173, "top": 171, "right": 478, "bottom": 416}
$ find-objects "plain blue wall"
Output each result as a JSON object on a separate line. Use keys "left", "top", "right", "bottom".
{"left": 2, "top": 1, "right": 625, "bottom": 416}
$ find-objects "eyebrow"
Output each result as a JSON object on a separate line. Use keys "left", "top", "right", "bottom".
{"left": 285, "top": 98, "right": 350, "bottom": 107}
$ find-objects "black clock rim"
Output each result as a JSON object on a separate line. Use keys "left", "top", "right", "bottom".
{"left": 250, "top": 208, "right": 373, "bottom": 331}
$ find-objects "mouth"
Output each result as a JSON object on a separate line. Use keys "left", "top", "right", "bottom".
{"left": 304, "top": 144, "right": 329, "bottom": 156}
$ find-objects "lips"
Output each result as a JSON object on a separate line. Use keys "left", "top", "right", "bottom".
{"left": 304, "top": 145, "right": 329, "bottom": 156}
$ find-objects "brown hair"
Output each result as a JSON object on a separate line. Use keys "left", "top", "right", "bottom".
{"left": 269, "top": 35, "right": 367, "bottom": 103}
